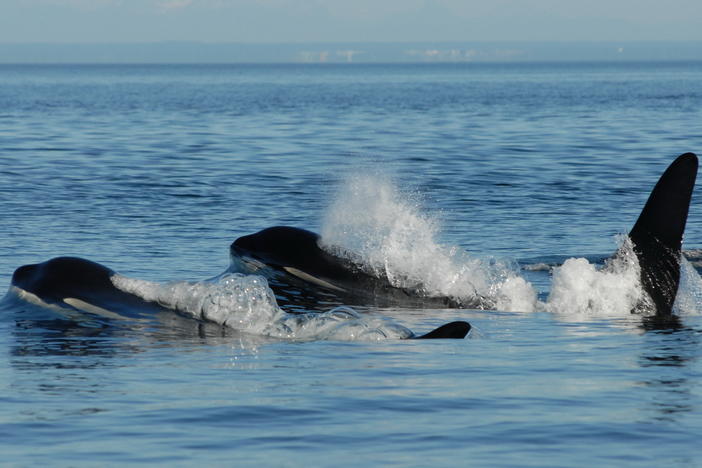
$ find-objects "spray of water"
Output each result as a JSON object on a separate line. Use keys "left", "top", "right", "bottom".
{"left": 318, "top": 172, "right": 702, "bottom": 320}
{"left": 112, "top": 273, "right": 415, "bottom": 341}
{"left": 319, "top": 172, "right": 537, "bottom": 312}
{"left": 543, "top": 236, "right": 648, "bottom": 319}
{"left": 672, "top": 257, "right": 702, "bottom": 316}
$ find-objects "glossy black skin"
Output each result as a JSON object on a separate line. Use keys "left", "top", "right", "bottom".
{"left": 12, "top": 257, "right": 115, "bottom": 303}
{"left": 231, "top": 227, "right": 363, "bottom": 287}
{"left": 10, "top": 256, "right": 167, "bottom": 316}
{"left": 628, "top": 152, "right": 698, "bottom": 317}
{"left": 415, "top": 320, "right": 471, "bottom": 339}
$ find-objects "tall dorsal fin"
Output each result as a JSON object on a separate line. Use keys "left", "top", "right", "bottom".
{"left": 629, "top": 152, "right": 698, "bottom": 315}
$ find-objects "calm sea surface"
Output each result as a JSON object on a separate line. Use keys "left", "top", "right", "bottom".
{"left": 1, "top": 62, "right": 702, "bottom": 466}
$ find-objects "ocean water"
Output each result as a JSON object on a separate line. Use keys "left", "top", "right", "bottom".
{"left": 1, "top": 62, "right": 702, "bottom": 466}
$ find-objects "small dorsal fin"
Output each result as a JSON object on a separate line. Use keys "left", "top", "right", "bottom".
{"left": 415, "top": 321, "right": 471, "bottom": 339}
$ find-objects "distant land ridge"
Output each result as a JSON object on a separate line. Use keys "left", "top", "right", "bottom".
{"left": 1, "top": 41, "right": 701, "bottom": 64}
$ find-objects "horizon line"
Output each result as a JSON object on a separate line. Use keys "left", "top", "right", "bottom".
{"left": 3, "top": 39, "right": 702, "bottom": 44}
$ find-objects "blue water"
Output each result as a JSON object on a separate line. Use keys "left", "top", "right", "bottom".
{"left": 2, "top": 62, "right": 702, "bottom": 466}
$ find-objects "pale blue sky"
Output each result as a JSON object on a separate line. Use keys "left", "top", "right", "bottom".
{"left": 1, "top": 0, "right": 700, "bottom": 43}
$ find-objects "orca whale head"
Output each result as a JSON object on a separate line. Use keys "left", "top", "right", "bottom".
{"left": 230, "top": 226, "right": 322, "bottom": 269}
{"left": 11, "top": 257, "right": 115, "bottom": 303}
{"left": 230, "top": 226, "right": 367, "bottom": 294}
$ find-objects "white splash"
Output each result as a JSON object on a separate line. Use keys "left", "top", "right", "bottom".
{"left": 319, "top": 172, "right": 537, "bottom": 312}
{"left": 315, "top": 172, "right": 702, "bottom": 321}
{"left": 543, "top": 238, "right": 702, "bottom": 320}
{"left": 543, "top": 237, "right": 647, "bottom": 320}
{"left": 112, "top": 273, "right": 415, "bottom": 341}
{"left": 672, "top": 257, "right": 702, "bottom": 316}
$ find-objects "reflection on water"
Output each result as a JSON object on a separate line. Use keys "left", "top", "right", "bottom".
{"left": 641, "top": 314, "right": 684, "bottom": 332}
{"left": 638, "top": 327, "right": 701, "bottom": 423}
{"left": 5, "top": 299, "right": 268, "bottom": 374}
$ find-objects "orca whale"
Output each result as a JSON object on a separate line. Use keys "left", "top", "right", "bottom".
{"left": 232, "top": 152, "right": 698, "bottom": 317}
{"left": 229, "top": 225, "right": 468, "bottom": 308}
{"left": 9, "top": 257, "right": 168, "bottom": 319}
{"left": 8, "top": 257, "right": 470, "bottom": 339}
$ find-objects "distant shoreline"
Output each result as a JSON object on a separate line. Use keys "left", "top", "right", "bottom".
{"left": 2, "top": 60, "right": 701, "bottom": 68}
{"left": 2, "top": 41, "right": 701, "bottom": 64}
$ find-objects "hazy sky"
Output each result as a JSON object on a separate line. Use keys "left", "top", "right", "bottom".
{"left": 1, "top": 0, "right": 701, "bottom": 43}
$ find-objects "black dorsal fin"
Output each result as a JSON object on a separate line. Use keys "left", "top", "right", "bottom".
{"left": 414, "top": 321, "right": 471, "bottom": 339}
{"left": 629, "top": 152, "right": 698, "bottom": 315}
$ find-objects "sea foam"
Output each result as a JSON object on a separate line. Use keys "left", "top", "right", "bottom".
{"left": 543, "top": 236, "right": 648, "bottom": 319}
{"left": 112, "top": 273, "right": 415, "bottom": 341}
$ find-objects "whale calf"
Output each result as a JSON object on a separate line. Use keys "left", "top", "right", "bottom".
{"left": 10, "top": 256, "right": 167, "bottom": 319}
{"left": 8, "top": 257, "right": 470, "bottom": 339}
{"left": 232, "top": 152, "right": 698, "bottom": 317}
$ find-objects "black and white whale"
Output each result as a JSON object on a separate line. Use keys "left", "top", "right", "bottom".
{"left": 230, "top": 225, "right": 470, "bottom": 309}
{"left": 9, "top": 257, "right": 166, "bottom": 319}
{"left": 6, "top": 152, "right": 697, "bottom": 334}
{"left": 231, "top": 152, "right": 698, "bottom": 317}
{"left": 7, "top": 256, "right": 470, "bottom": 339}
